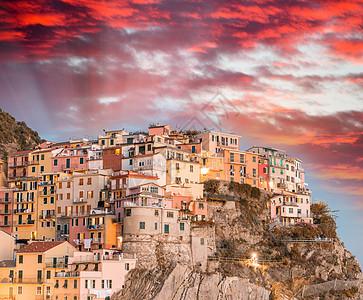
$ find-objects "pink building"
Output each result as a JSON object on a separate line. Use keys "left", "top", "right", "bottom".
{"left": 0, "top": 187, "right": 13, "bottom": 234}
{"left": 258, "top": 157, "right": 269, "bottom": 190}
{"left": 270, "top": 192, "right": 313, "bottom": 226}
{"left": 56, "top": 249, "right": 137, "bottom": 300}
{"left": 52, "top": 148, "right": 88, "bottom": 172}
{"left": 148, "top": 124, "right": 172, "bottom": 136}
{"left": 68, "top": 209, "right": 117, "bottom": 251}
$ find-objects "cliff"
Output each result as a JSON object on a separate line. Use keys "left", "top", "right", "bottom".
{"left": 0, "top": 108, "right": 43, "bottom": 160}
{"left": 112, "top": 180, "right": 362, "bottom": 300}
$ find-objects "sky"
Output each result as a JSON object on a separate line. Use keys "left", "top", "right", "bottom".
{"left": 0, "top": 1, "right": 362, "bottom": 264}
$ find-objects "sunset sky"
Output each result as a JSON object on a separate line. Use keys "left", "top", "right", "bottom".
{"left": 0, "top": 1, "right": 362, "bottom": 263}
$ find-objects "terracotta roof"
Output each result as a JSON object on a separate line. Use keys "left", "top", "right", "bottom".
{"left": 8, "top": 150, "right": 31, "bottom": 156}
{"left": 18, "top": 241, "right": 65, "bottom": 253}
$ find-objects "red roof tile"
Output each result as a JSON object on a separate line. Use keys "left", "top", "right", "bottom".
{"left": 18, "top": 241, "right": 65, "bottom": 253}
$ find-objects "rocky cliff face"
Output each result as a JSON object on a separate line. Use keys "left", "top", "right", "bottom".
{"left": 113, "top": 180, "right": 362, "bottom": 300}
{"left": 0, "top": 108, "right": 43, "bottom": 160}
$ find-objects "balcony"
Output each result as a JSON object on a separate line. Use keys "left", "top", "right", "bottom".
{"left": 39, "top": 181, "right": 56, "bottom": 186}
{"left": 39, "top": 190, "right": 56, "bottom": 196}
{"left": 282, "top": 201, "right": 299, "bottom": 207}
{"left": 14, "top": 208, "right": 33, "bottom": 214}
{"left": 277, "top": 183, "right": 287, "bottom": 189}
{"left": 0, "top": 198, "right": 11, "bottom": 204}
{"left": 87, "top": 224, "right": 104, "bottom": 230}
{"left": 91, "top": 238, "right": 102, "bottom": 243}
{"left": 14, "top": 220, "right": 35, "bottom": 226}
{"left": 55, "top": 271, "right": 80, "bottom": 278}
{"left": 15, "top": 198, "right": 34, "bottom": 203}
{"left": 0, "top": 210, "right": 11, "bottom": 215}
{"left": 73, "top": 198, "right": 87, "bottom": 204}
{"left": 0, "top": 277, "right": 43, "bottom": 284}
{"left": 39, "top": 214, "right": 56, "bottom": 220}
{"left": 0, "top": 223, "right": 11, "bottom": 227}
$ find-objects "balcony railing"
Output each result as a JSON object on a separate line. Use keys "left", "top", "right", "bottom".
{"left": 39, "top": 214, "right": 56, "bottom": 220}
{"left": 14, "top": 208, "right": 33, "bottom": 214}
{"left": 73, "top": 198, "right": 87, "bottom": 203}
{"left": 0, "top": 210, "right": 11, "bottom": 215}
{"left": 91, "top": 238, "right": 102, "bottom": 243}
{"left": 39, "top": 190, "right": 56, "bottom": 196}
{"left": 0, "top": 198, "right": 12, "bottom": 203}
{"left": 87, "top": 224, "right": 104, "bottom": 230}
{"left": 0, "top": 277, "right": 43, "bottom": 284}
{"left": 55, "top": 271, "right": 80, "bottom": 278}
{"left": 15, "top": 198, "right": 34, "bottom": 203}
{"left": 13, "top": 220, "right": 35, "bottom": 226}
{"left": 0, "top": 223, "right": 11, "bottom": 227}
{"left": 282, "top": 201, "right": 299, "bottom": 207}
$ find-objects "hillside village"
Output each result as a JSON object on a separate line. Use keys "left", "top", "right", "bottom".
{"left": 0, "top": 124, "right": 360, "bottom": 300}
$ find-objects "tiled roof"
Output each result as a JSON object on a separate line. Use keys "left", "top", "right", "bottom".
{"left": 0, "top": 260, "right": 16, "bottom": 268}
{"left": 8, "top": 150, "right": 31, "bottom": 156}
{"left": 18, "top": 241, "right": 65, "bottom": 253}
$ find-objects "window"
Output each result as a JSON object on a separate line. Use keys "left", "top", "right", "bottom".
{"left": 67, "top": 182, "right": 71, "bottom": 188}
{"left": 199, "top": 203, "right": 204, "bottom": 209}
{"left": 180, "top": 223, "right": 184, "bottom": 231}
{"left": 164, "top": 224, "right": 169, "bottom": 234}
{"left": 240, "top": 155, "right": 244, "bottom": 164}
{"left": 148, "top": 144, "right": 152, "bottom": 151}
{"left": 263, "top": 167, "right": 267, "bottom": 174}
{"left": 38, "top": 255, "right": 42, "bottom": 263}
{"left": 191, "top": 145, "right": 196, "bottom": 153}
{"left": 18, "top": 286, "right": 23, "bottom": 295}
{"left": 154, "top": 210, "right": 159, "bottom": 216}
{"left": 46, "top": 270, "right": 51, "bottom": 279}
{"left": 297, "top": 209, "right": 301, "bottom": 214}
{"left": 139, "top": 222, "right": 145, "bottom": 229}
{"left": 129, "top": 159, "right": 133, "bottom": 165}
{"left": 85, "top": 280, "right": 88, "bottom": 288}
{"left": 54, "top": 159, "right": 58, "bottom": 166}
{"left": 18, "top": 255, "right": 23, "bottom": 264}
{"left": 272, "top": 168, "right": 275, "bottom": 173}
{"left": 50, "top": 197, "right": 54, "bottom": 204}
{"left": 253, "top": 168, "right": 256, "bottom": 177}
{"left": 155, "top": 223, "right": 158, "bottom": 230}
{"left": 36, "top": 286, "right": 42, "bottom": 295}
{"left": 167, "top": 212, "right": 174, "bottom": 218}
{"left": 87, "top": 178, "right": 92, "bottom": 185}
{"left": 200, "top": 238, "right": 205, "bottom": 245}
{"left": 125, "top": 263, "right": 130, "bottom": 271}
{"left": 32, "top": 166, "right": 35, "bottom": 172}
{"left": 253, "top": 156, "right": 256, "bottom": 162}
{"left": 79, "top": 178, "right": 84, "bottom": 185}
{"left": 176, "top": 163, "right": 180, "bottom": 170}
{"left": 289, "top": 208, "right": 293, "bottom": 214}
{"left": 230, "top": 153, "right": 234, "bottom": 162}
{"left": 80, "top": 157, "right": 84, "bottom": 164}
{"left": 125, "top": 209, "right": 131, "bottom": 217}
{"left": 59, "top": 182, "right": 62, "bottom": 189}
{"left": 40, "top": 166, "right": 44, "bottom": 172}
{"left": 110, "top": 139, "right": 114, "bottom": 145}
{"left": 92, "top": 280, "right": 95, "bottom": 288}
{"left": 190, "top": 165, "right": 193, "bottom": 172}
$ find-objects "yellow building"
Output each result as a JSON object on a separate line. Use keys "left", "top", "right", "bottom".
{"left": 199, "top": 152, "right": 225, "bottom": 182}
{"left": 9, "top": 178, "right": 39, "bottom": 241}
{"left": 0, "top": 241, "right": 78, "bottom": 300}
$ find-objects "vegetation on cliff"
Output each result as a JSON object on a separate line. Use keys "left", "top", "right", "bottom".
{"left": 0, "top": 108, "right": 43, "bottom": 160}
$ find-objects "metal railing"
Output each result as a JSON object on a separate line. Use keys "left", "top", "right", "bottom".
{"left": 0, "top": 210, "right": 11, "bottom": 214}
{"left": 14, "top": 209, "right": 33, "bottom": 214}
{"left": 87, "top": 224, "right": 104, "bottom": 230}
{"left": 13, "top": 220, "right": 35, "bottom": 225}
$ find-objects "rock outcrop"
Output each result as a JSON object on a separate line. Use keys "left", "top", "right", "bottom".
{"left": 113, "top": 180, "right": 363, "bottom": 300}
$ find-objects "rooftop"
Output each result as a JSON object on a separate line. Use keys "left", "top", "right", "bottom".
{"left": 17, "top": 241, "right": 66, "bottom": 253}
